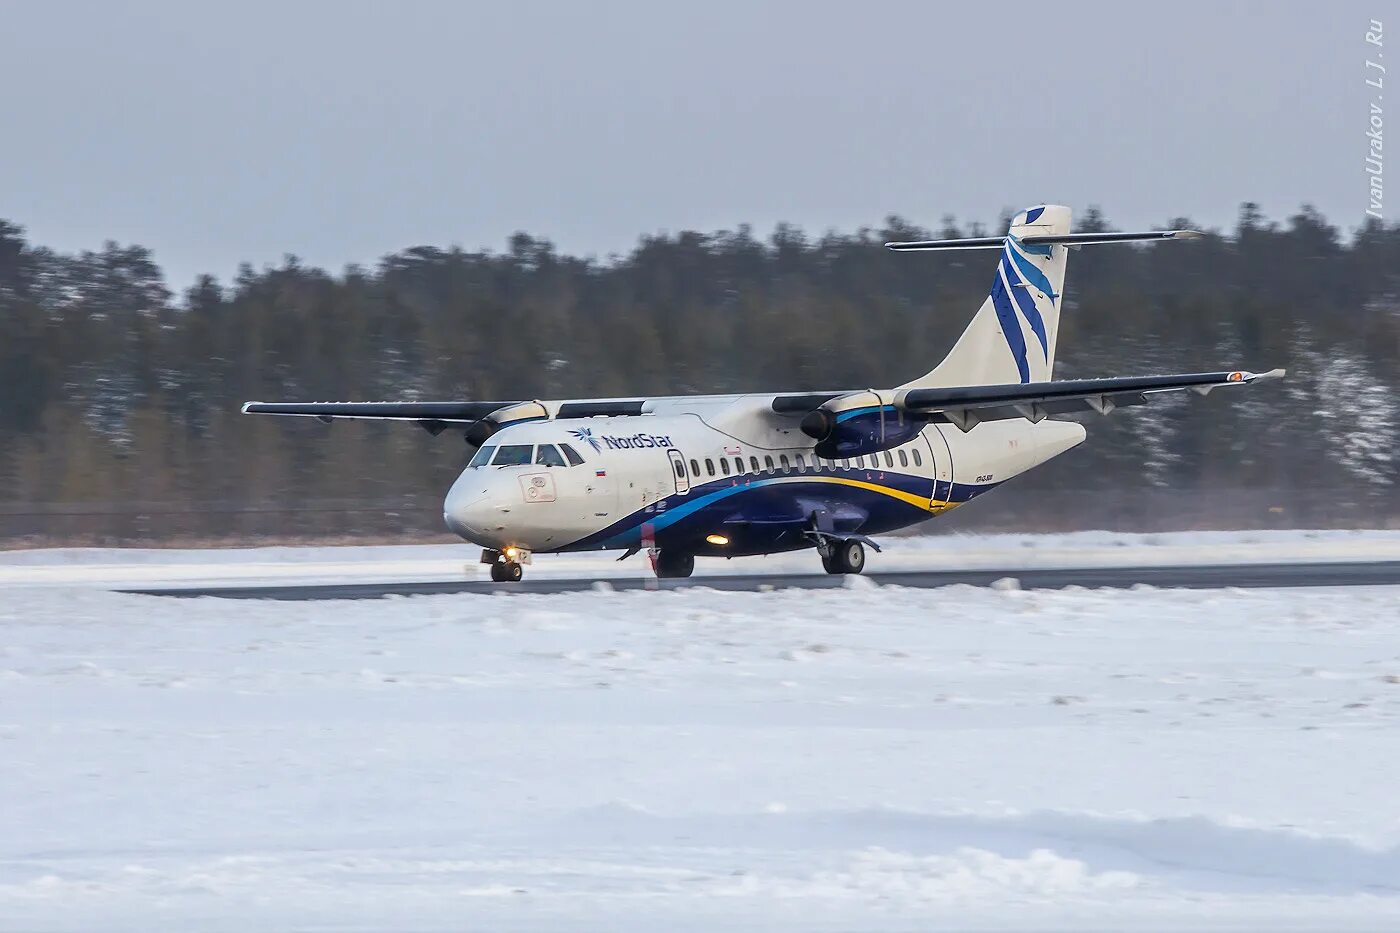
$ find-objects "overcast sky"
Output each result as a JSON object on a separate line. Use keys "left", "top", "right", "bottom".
{"left": 1, "top": 1, "right": 1379, "bottom": 289}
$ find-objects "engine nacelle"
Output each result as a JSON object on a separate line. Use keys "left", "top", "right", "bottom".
{"left": 799, "top": 391, "right": 923, "bottom": 459}
{"left": 464, "top": 401, "right": 549, "bottom": 446}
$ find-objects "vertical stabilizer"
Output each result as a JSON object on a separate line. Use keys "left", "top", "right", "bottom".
{"left": 899, "top": 205, "right": 1072, "bottom": 388}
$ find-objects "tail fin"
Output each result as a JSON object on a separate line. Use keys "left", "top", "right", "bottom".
{"left": 890, "top": 206, "right": 1204, "bottom": 389}
{"left": 899, "top": 204, "right": 1072, "bottom": 388}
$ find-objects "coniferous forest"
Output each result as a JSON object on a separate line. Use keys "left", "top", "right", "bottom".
{"left": 1, "top": 204, "right": 1396, "bottom": 544}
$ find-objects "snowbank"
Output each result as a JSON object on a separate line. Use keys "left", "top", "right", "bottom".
{"left": 2, "top": 581, "right": 1399, "bottom": 928}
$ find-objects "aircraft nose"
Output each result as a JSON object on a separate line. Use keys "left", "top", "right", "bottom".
{"left": 443, "top": 472, "right": 512, "bottom": 544}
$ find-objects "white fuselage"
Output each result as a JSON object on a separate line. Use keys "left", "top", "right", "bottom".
{"left": 443, "top": 394, "right": 1085, "bottom": 556}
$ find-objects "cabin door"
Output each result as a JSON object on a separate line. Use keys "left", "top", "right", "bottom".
{"left": 922, "top": 429, "right": 954, "bottom": 511}
{"left": 666, "top": 448, "right": 691, "bottom": 495}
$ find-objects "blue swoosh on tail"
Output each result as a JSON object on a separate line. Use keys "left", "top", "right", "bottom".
{"left": 1000, "top": 249, "right": 1050, "bottom": 359}
{"left": 1006, "top": 238, "right": 1059, "bottom": 300}
{"left": 990, "top": 267, "right": 1030, "bottom": 383}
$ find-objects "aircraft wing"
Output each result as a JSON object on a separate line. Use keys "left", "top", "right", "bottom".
{"left": 243, "top": 368, "right": 1284, "bottom": 440}
{"left": 242, "top": 401, "right": 516, "bottom": 421}
{"left": 240, "top": 401, "right": 521, "bottom": 435}
{"left": 241, "top": 397, "right": 651, "bottom": 441}
{"left": 895, "top": 368, "right": 1286, "bottom": 431}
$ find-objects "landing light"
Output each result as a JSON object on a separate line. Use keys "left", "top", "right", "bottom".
{"left": 705, "top": 534, "right": 729, "bottom": 546}
{"left": 504, "top": 546, "right": 519, "bottom": 559}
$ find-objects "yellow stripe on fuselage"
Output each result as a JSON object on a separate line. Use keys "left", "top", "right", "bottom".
{"left": 765, "top": 474, "right": 955, "bottom": 513}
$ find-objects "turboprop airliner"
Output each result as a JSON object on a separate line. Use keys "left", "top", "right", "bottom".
{"left": 244, "top": 205, "right": 1283, "bottom": 582}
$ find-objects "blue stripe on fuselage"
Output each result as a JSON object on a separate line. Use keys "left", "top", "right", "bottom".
{"left": 558, "top": 467, "right": 1000, "bottom": 553}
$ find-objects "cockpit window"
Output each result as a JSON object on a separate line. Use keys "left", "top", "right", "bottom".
{"left": 469, "top": 445, "right": 496, "bottom": 467}
{"left": 535, "top": 444, "right": 567, "bottom": 467}
{"left": 560, "top": 443, "right": 585, "bottom": 466}
{"left": 492, "top": 444, "right": 534, "bottom": 466}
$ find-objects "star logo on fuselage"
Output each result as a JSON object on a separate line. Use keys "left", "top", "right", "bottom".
{"left": 569, "top": 427, "right": 602, "bottom": 452}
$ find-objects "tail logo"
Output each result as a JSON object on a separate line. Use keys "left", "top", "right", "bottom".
{"left": 990, "top": 236, "right": 1057, "bottom": 382}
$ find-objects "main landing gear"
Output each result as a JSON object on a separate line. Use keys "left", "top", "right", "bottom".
{"left": 483, "top": 548, "right": 526, "bottom": 582}
{"left": 653, "top": 549, "right": 695, "bottom": 579}
{"left": 820, "top": 538, "right": 866, "bottom": 575}
{"left": 804, "top": 509, "right": 872, "bottom": 576}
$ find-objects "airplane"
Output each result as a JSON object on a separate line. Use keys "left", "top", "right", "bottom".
{"left": 244, "top": 205, "right": 1283, "bottom": 582}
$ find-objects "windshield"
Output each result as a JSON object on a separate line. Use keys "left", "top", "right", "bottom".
{"left": 492, "top": 444, "right": 534, "bottom": 466}
{"left": 468, "top": 445, "right": 496, "bottom": 467}
{"left": 535, "top": 444, "right": 567, "bottom": 467}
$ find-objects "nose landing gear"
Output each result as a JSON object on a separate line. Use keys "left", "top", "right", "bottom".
{"left": 482, "top": 547, "right": 528, "bottom": 582}
{"left": 490, "top": 559, "right": 524, "bottom": 582}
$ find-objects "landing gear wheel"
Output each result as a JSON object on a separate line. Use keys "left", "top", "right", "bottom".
{"left": 823, "top": 539, "right": 865, "bottom": 575}
{"left": 654, "top": 550, "right": 694, "bottom": 579}
{"left": 491, "top": 560, "right": 523, "bottom": 582}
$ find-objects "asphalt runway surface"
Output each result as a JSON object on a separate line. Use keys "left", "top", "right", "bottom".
{"left": 123, "top": 561, "right": 1400, "bottom": 600}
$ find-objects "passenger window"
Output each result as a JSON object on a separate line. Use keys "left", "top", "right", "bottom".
{"left": 690, "top": 458, "right": 700, "bottom": 477}
{"left": 796, "top": 455, "right": 807, "bottom": 472}
{"left": 899, "top": 449, "right": 909, "bottom": 467}
{"left": 912, "top": 449, "right": 923, "bottom": 467}
{"left": 883, "top": 451, "right": 894, "bottom": 468}
{"left": 560, "top": 443, "right": 585, "bottom": 466}
{"left": 492, "top": 445, "right": 533, "bottom": 466}
{"left": 841, "top": 458, "right": 850, "bottom": 469}
{"left": 764, "top": 455, "right": 775, "bottom": 473}
{"left": 705, "top": 458, "right": 715, "bottom": 476}
{"left": 469, "top": 445, "right": 497, "bottom": 467}
{"left": 535, "top": 444, "right": 567, "bottom": 467}
{"left": 734, "top": 457, "right": 743, "bottom": 475}
{"left": 750, "top": 456, "right": 760, "bottom": 473}
{"left": 779, "top": 454, "right": 790, "bottom": 472}
{"left": 674, "top": 460, "right": 685, "bottom": 478}
{"left": 720, "top": 457, "right": 730, "bottom": 476}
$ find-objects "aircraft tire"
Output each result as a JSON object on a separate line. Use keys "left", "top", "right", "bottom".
{"left": 491, "top": 560, "right": 523, "bottom": 582}
{"left": 832, "top": 539, "right": 865, "bottom": 575}
{"left": 654, "top": 550, "right": 694, "bottom": 578}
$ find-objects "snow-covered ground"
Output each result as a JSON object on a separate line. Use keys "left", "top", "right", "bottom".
{"left": 3, "top": 556, "right": 1400, "bottom": 929}
{"left": 3, "top": 528, "right": 1400, "bottom": 589}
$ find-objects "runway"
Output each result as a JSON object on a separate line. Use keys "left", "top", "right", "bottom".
{"left": 122, "top": 560, "right": 1400, "bottom": 600}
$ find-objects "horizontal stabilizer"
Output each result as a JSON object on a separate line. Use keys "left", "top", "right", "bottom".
{"left": 885, "top": 230, "right": 1203, "bottom": 251}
